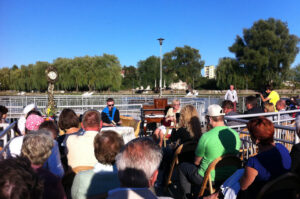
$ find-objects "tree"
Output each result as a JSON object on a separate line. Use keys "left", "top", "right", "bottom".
{"left": 163, "top": 45, "right": 205, "bottom": 87}
{"left": 229, "top": 18, "right": 299, "bottom": 89}
{"left": 121, "top": 65, "right": 138, "bottom": 90}
{"left": 137, "top": 56, "right": 160, "bottom": 88}
{"left": 216, "top": 58, "right": 246, "bottom": 90}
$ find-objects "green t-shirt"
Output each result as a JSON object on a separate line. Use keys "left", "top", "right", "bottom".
{"left": 195, "top": 126, "right": 241, "bottom": 181}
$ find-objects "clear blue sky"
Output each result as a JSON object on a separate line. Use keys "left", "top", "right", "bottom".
{"left": 1, "top": 0, "right": 300, "bottom": 70}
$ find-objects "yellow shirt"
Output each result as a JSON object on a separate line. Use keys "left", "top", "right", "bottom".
{"left": 268, "top": 91, "right": 280, "bottom": 111}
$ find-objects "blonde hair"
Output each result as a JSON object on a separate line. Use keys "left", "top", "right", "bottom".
{"left": 264, "top": 102, "right": 275, "bottom": 112}
{"left": 178, "top": 105, "right": 202, "bottom": 139}
{"left": 21, "top": 130, "right": 54, "bottom": 165}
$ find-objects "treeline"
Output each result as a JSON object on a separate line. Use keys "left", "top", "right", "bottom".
{"left": 1, "top": 18, "right": 299, "bottom": 92}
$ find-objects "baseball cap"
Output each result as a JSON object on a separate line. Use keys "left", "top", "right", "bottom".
{"left": 206, "top": 104, "right": 225, "bottom": 117}
{"left": 23, "top": 104, "right": 37, "bottom": 115}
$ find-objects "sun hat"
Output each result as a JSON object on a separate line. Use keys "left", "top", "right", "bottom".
{"left": 23, "top": 104, "right": 37, "bottom": 115}
{"left": 25, "top": 114, "right": 44, "bottom": 131}
{"left": 206, "top": 104, "right": 225, "bottom": 117}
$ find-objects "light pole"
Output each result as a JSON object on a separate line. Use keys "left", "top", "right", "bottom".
{"left": 157, "top": 38, "right": 164, "bottom": 97}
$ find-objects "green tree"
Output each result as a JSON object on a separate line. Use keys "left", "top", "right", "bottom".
{"left": 137, "top": 56, "right": 160, "bottom": 88}
{"left": 121, "top": 65, "right": 138, "bottom": 90}
{"left": 163, "top": 45, "right": 205, "bottom": 87}
{"left": 229, "top": 18, "right": 299, "bottom": 89}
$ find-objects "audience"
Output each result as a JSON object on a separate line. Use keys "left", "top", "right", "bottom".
{"left": 290, "top": 115, "right": 300, "bottom": 175}
{"left": 21, "top": 130, "right": 66, "bottom": 199}
{"left": 263, "top": 102, "right": 275, "bottom": 121}
{"left": 244, "top": 96, "right": 263, "bottom": 115}
{"left": 178, "top": 104, "right": 241, "bottom": 199}
{"left": 0, "top": 157, "right": 43, "bottom": 199}
{"left": 239, "top": 117, "right": 291, "bottom": 198}
{"left": 17, "top": 103, "right": 38, "bottom": 135}
{"left": 72, "top": 130, "right": 124, "bottom": 199}
{"left": 107, "top": 137, "right": 165, "bottom": 199}
{"left": 276, "top": 99, "right": 293, "bottom": 121}
{"left": 164, "top": 99, "right": 181, "bottom": 127}
{"left": 222, "top": 100, "right": 241, "bottom": 126}
{"left": 66, "top": 109, "right": 101, "bottom": 169}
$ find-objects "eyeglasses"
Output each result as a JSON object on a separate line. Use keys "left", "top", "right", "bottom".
{"left": 108, "top": 104, "right": 114, "bottom": 107}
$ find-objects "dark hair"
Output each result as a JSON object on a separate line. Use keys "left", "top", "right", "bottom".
{"left": 94, "top": 130, "right": 124, "bottom": 165}
{"left": 0, "top": 157, "right": 43, "bottom": 199}
{"left": 246, "top": 96, "right": 258, "bottom": 107}
{"left": 265, "top": 85, "right": 273, "bottom": 91}
{"left": 0, "top": 105, "right": 8, "bottom": 114}
{"left": 58, "top": 108, "right": 79, "bottom": 130}
{"left": 107, "top": 98, "right": 114, "bottom": 103}
{"left": 247, "top": 117, "right": 274, "bottom": 145}
{"left": 222, "top": 100, "right": 234, "bottom": 109}
{"left": 39, "top": 120, "right": 59, "bottom": 138}
{"left": 82, "top": 110, "right": 101, "bottom": 128}
{"left": 26, "top": 110, "right": 42, "bottom": 119}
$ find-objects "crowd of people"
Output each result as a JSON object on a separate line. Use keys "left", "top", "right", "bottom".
{"left": 0, "top": 90, "right": 299, "bottom": 199}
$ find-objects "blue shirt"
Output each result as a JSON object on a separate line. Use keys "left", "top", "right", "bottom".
{"left": 247, "top": 143, "right": 291, "bottom": 182}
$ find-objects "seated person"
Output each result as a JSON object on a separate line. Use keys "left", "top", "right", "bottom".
{"left": 276, "top": 100, "right": 293, "bottom": 121}
{"left": 222, "top": 100, "right": 241, "bottom": 126}
{"left": 21, "top": 130, "right": 66, "bottom": 199}
{"left": 244, "top": 96, "right": 263, "bottom": 115}
{"left": 164, "top": 99, "right": 181, "bottom": 127}
{"left": 101, "top": 98, "right": 121, "bottom": 127}
{"left": 71, "top": 130, "right": 124, "bottom": 199}
{"left": 239, "top": 117, "right": 291, "bottom": 198}
{"left": 264, "top": 102, "right": 275, "bottom": 121}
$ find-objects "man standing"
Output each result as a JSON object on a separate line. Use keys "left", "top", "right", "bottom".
{"left": 107, "top": 138, "right": 165, "bottom": 199}
{"left": 178, "top": 104, "right": 241, "bottom": 199}
{"left": 101, "top": 98, "right": 121, "bottom": 127}
{"left": 260, "top": 85, "right": 280, "bottom": 111}
{"left": 224, "top": 85, "right": 238, "bottom": 112}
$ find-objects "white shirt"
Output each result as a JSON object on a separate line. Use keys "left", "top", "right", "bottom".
{"left": 225, "top": 90, "right": 238, "bottom": 103}
{"left": 7, "top": 136, "right": 24, "bottom": 157}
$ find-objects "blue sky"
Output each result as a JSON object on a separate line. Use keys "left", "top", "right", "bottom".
{"left": 1, "top": 0, "right": 300, "bottom": 71}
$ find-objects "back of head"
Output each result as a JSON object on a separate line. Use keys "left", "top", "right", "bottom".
{"left": 39, "top": 120, "right": 59, "bottom": 139}
{"left": 94, "top": 130, "right": 124, "bottom": 165}
{"left": 115, "top": 137, "right": 162, "bottom": 187}
{"left": 82, "top": 110, "right": 101, "bottom": 129}
{"left": 25, "top": 114, "right": 45, "bottom": 133}
{"left": 179, "top": 105, "right": 201, "bottom": 138}
{"left": 246, "top": 96, "right": 258, "bottom": 107}
{"left": 276, "top": 99, "right": 286, "bottom": 111}
{"left": 0, "top": 157, "right": 43, "bottom": 199}
{"left": 21, "top": 130, "right": 54, "bottom": 165}
{"left": 247, "top": 117, "right": 274, "bottom": 146}
{"left": 264, "top": 102, "right": 275, "bottom": 112}
{"left": 0, "top": 105, "right": 8, "bottom": 120}
{"left": 58, "top": 108, "right": 79, "bottom": 130}
{"left": 265, "top": 85, "right": 273, "bottom": 91}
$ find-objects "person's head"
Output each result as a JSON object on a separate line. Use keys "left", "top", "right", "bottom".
{"left": 264, "top": 102, "right": 275, "bottom": 112}
{"left": 230, "top": 85, "right": 234, "bottom": 91}
{"left": 265, "top": 85, "right": 273, "bottom": 94}
{"left": 247, "top": 117, "right": 274, "bottom": 146}
{"left": 0, "top": 157, "right": 43, "bottom": 199}
{"left": 245, "top": 96, "right": 258, "bottom": 110}
{"left": 21, "top": 130, "right": 54, "bottom": 166}
{"left": 39, "top": 120, "right": 59, "bottom": 139}
{"left": 178, "top": 105, "right": 201, "bottom": 139}
{"left": 23, "top": 104, "right": 37, "bottom": 115}
{"left": 172, "top": 99, "right": 181, "bottom": 111}
{"left": 25, "top": 114, "right": 44, "bottom": 134}
{"left": 82, "top": 109, "right": 101, "bottom": 131}
{"left": 58, "top": 108, "right": 79, "bottom": 131}
{"left": 206, "top": 104, "right": 225, "bottom": 129}
{"left": 0, "top": 105, "right": 8, "bottom": 120}
{"left": 26, "top": 110, "right": 42, "bottom": 119}
{"left": 222, "top": 100, "right": 234, "bottom": 114}
{"left": 106, "top": 98, "right": 115, "bottom": 111}
{"left": 276, "top": 100, "right": 286, "bottom": 111}
{"left": 115, "top": 137, "right": 162, "bottom": 188}
{"left": 94, "top": 130, "right": 124, "bottom": 165}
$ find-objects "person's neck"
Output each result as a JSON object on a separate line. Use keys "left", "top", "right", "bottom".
{"left": 84, "top": 127, "right": 100, "bottom": 131}
{"left": 212, "top": 121, "right": 225, "bottom": 127}
{"left": 65, "top": 127, "right": 80, "bottom": 134}
{"left": 258, "top": 142, "right": 275, "bottom": 153}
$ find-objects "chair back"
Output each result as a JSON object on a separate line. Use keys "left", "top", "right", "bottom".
{"left": 165, "top": 140, "right": 198, "bottom": 188}
{"left": 257, "top": 172, "right": 300, "bottom": 199}
{"left": 198, "top": 154, "right": 242, "bottom": 197}
{"left": 72, "top": 166, "right": 94, "bottom": 174}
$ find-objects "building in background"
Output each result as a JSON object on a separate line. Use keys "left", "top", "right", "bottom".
{"left": 204, "top": 65, "right": 216, "bottom": 79}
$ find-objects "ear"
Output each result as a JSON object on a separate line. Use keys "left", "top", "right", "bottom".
{"left": 148, "top": 170, "right": 159, "bottom": 187}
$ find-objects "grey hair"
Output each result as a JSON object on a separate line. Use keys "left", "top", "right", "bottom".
{"left": 295, "top": 116, "right": 300, "bottom": 138}
{"left": 115, "top": 138, "right": 162, "bottom": 185}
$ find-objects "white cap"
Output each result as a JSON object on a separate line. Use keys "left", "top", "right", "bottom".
{"left": 23, "top": 103, "right": 37, "bottom": 115}
{"left": 206, "top": 104, "right": 225, "bottom": 117}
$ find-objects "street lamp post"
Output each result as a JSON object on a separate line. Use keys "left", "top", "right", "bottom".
{"left": 157, "top": 38, "right": 164, "bottom": 97}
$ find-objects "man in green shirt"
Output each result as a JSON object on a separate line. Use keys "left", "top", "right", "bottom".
{"left": 178, "top": 104, "right": 241, "bottom": 199}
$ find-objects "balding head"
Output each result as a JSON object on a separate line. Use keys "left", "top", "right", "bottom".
{"left": 276, "top": 100, "right": 286, "bottom": 111}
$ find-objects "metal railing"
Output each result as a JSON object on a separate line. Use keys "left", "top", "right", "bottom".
{"left": 0, "top": 121, "right": 17, "bottom": 158}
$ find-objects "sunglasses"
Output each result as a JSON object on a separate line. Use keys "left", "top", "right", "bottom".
{"left": 108, "top": 104, "right": 114, "bottom": 107}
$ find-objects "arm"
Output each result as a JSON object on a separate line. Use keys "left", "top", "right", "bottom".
{"left": 194, "top": 156, "right": 202, "bottom": 166}
{"left": 44, "top": 141, "right": 65, "bottom": 178}
{"left": 224, "top": 90, "right": 229, "bottom": 100}
{"left": 260, "top": 94, "right": 270, "bottom": 102}
{"left": 239, "top": 166, "right": 258, "bottom": 190}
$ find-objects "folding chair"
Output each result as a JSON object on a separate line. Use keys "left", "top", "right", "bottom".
{"left": 198, "top": 154, "right": 242, "bottom": 197}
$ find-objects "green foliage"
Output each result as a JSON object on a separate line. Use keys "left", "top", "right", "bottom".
{"left": 121, "top": 65, "right": 139, "bottom": 90}
{"left": 137, "top": 56, "right": 160, "bottom": 88}
{"left": 229, "top": 18, "right": 299, "bottom": 89}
